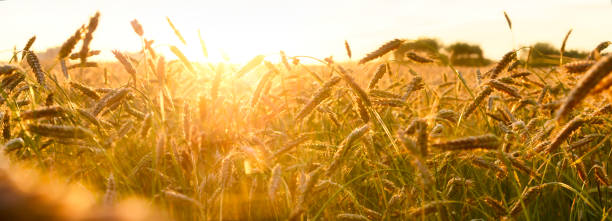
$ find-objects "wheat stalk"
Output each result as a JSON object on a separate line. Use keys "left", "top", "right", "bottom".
{"left": 369, "top": 89, "right": 401, "bottom": 99}
{"left": 588, "top": 41, "right": 611, "bottom": 59}
{"left": 169, "top": 46, "right": 196, "bottom": 73}
{"left": 268, "top": 164, "right": 282, "bottom": 201}
{"left": 402, "top": 75, "right": 424, "bottom": 101}
{"left": 69, "top": 50, "right": 100, "bottom": 60}
{"left": 414, "top": 119, "right": 428, "bottom": 156}
{"left": 507, "top": 60, "right": 522, "bottom": 72}
{"left": 487, "top": 80, "right": 522, "bottom": 98}
{"left": 508, "top": 183, "right": 553, "bottom": 217}
{"left": 166, "top": 17, "right": 186, "bottom": 45}
{"left": 20, "top": 106, "right": 65, "bottom": 120}
{"left": 130, "top": 19, "right": 144, "bottom": 36}
{"left": 483, "top": 196, "right": 507, "bottom": 216}
{"left": 355, "top": 97, "right": 369, "bottom": 123}
{"left": 436, "top": 134, "right": 499, "bottom": 151}
{"left": 103, "top": 173, "right": 116, "bottom": 206}
{"left": 20, "top": 36, "right": 36, "bottom": 61}
{"left": 470, "top": 156, "right": 507, "bottom": 178}
{"left": 271, "top": 135, "right": 310, "bottom": 158}
{"left": 503, "top": 11, "right": 512, "bottom": 30}
{"left": 28, "top": 124, "right": 92, "bottom": 139}
{"left": 295, "top": 76, "right": 341, "bottom": 122}
{"left": 359, "top": 39, "right": 403, "bottom": 64}
{"left": 372, "top": 98, "right": 406, "bottom": 107}
{"left": 251, "top": 71, "right": 275, "bottom": 108}
{"left": 0, "top": 65, "right": 19, "bottom": 76}
{"left": 489, "top": 51, "right": 516, "bottom": 79}
{"left": 111, "top": 50, "right": 136, "bottom": 79}
{"left": 327, "top": 124, "right": 369, "bottom": 175}
{"left": 560, "top": 29, "right": 572, "bottom": 65}
{"left": 547, "top": 116, "right": 586, "bottom": 153}
{"left": 3, "top": 138, "right": 24, "bottom": 152}
{"left": 235, "top": 55, "right": 265, "bottom": 78}
{"left": 337, "top": 65, "right": 371, "bottom": 106}
{"left": 3, "top": 110, "right": 10, "bottom": 139}
{"left": 367, "top": 64, "right": 387, "bottom": 89}
{"left": 211, "top": 63, "right": 224, "bottom": 101}
{"left": 556, "top": 54, "right": 612, "bottom": 120}
{"left": 336, "top": 213, "right": 370, "bottom": 221}
{"left": 70, "top": 81, "right": 100, "bottom": 100}
{"left": 79, "top": 12, "right": 100, "bottom": 63}
{"left": 592, "top": 165, "right": 609, "bottom": 186}
{"left": 344, "top": 40, "right": 352, "bottom": 59}
{"left": 163, "top": 189, "right": 203, "bottom": 208}
{"left": 463, "top": 86, "right": 493, "bottom": 119}
{"left": 25, "top": 51, "right": 47, "bottom": 89}
{"left": 280, "top": 50, "right": 291, "bottom": 71}
{"left": 290, "top": 168, "right": 322, "bottom": 221}
{"left": 91, "top": 88, "right": 130, "bottom": 116}
{"left": 58, "top": 26, "right": 83, "bottom": 60}
{"left": 407, "top": 201, "right": 444, "bottom": 218}
{"left": 76, "top": 108, "right": 100, "bottom": 127}
{"left": 564, "top": 60, "right": 595, "bottom": 74}
{"left": 406, "top": 52, "right": 433, "bottom": 63}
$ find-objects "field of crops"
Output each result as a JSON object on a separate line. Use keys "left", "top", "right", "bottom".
{"left": 0, "top": 12, "right": 611, "bottom": 221}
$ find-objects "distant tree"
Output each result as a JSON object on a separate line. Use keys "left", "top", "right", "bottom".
{"left": 445, "top": 42, "right": 490, "bottom": 66}
{"left": 394, "top": 38, "right": 441, "bottom": 61}
{"left": 36, "top": 46, "right": 61, "bottom": 62}
{"left": 532, "top": 42, "right": 559, "bottom": 56}
{"left": 447, "top": 43, "right": 483, "bottom": 59}
{"left": 564, "top": 49, "right": 588, "bottom": 59}
{"left": 528, "top": 42, "right": 588, "bottom": 66}
{"left": 527, "top": 42, "right": 558, "bottom": 66}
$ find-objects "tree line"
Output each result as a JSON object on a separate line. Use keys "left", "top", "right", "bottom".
{"left": 394, "top": 38, "right": 594, "bottom": 66}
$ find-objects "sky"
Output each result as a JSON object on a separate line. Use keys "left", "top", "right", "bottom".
{"left": 0, "top": 0, "right": 611, "bottom": 63}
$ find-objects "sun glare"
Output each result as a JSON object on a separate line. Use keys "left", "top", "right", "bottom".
{"left": 2, "top": 1, "right": 612, "bottom": 220}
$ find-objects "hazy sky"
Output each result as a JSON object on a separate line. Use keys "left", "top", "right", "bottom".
{"left": 1, "top": 0, "right": 611, "bottom": 63}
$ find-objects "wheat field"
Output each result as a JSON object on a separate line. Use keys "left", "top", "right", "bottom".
{"left": 0, "top": 12, "right": 611, "bottom": 221}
